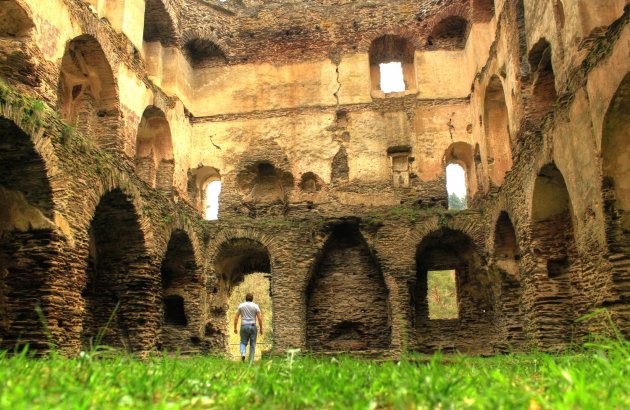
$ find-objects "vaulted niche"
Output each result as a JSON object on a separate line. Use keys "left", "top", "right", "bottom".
{"left": 58, "top": 35, "right": 120, "bottom": 151}
{"left": 602, "top": 72, "right": 630, "bottom": 235}
{"left": 414, "top": 229, "right": 496, "bottom": 353}
{"left": 237, "top": 162, "right": 294, "bottom": 204}
{"left": 0, "top": 118, "right": 54, "bottom": 352}
{"left": 528, "top": 39, "right": 557, "bottom": 122}
{"left": 331, "top": 146, "right": 349, "bottom": 184}
{"left": 135, "top": 106, "right": 174, "bottom": 193}
{"left": 306, "top": 223, "right": 390, "bottom": 351}
{"left": 215, "top": 238, "right": 272, "bottom": 357}
{"left": 427, "top": 16, "right": 469, "bottom": 49}
{"left": 0, "top": 0, "right": 36, "bottom": 86}
{"left": 484, "top": 75, "right": 513, "bottom": 187}
{"left": 160, "top": 230, "right": 202, "bottom": 352}
{"left": 300, "top": 172, "right": 324, "bottom": 193}
{"left": 184, "top": 39, "right": 227, "bottom": 69}
{"left": 82, "top": 189, "right": 153, "bottom": 352}
{"left": 369, "top": 35, "right": 416, "bottom": 94}
{"left": 530, "top": 163, "right": 576, "bottom": 347}
{"left": 143, "top": 0, "right": 177, "bottom": 46}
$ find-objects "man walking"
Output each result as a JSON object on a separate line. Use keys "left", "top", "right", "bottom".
{"left": 233, "top": 293, "right": 264, "bottom": 363}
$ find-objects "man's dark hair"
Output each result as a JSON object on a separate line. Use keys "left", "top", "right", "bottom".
{"left": 245, "top": 293, "right": 254, "bottom": 302}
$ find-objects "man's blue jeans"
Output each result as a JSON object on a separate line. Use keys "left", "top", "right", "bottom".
{"left": 240, "top": 324, "right": 257, "bottom": 363}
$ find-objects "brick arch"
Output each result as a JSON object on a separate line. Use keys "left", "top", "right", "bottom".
{"left": 409, "top": 216, "right": 486, "bottom": 256}
{"left": 0, "top": 0, "right": 34, "bottom": 37}
{"left": 208, "top": 228, "right": 285, "bottom": 274}
{"left": 143, "top": 0, "right": 179, "bottom": 46}
{"left": 81, "top": 187, "right": 157, "bottom": 352}
{"left": 58, "top": 34, "right": 122, "bottom": 153}
{"left": 421, "top": 2, "right": 470, "bottom": 46}
{"left": 180, "top": 29, "right": 231, "bottom": 65}
{"left": 0, "top": 114, "right": 61, "bottom": 352}
{"left": 0, "top": 0, "right": 39, "bottom": 86}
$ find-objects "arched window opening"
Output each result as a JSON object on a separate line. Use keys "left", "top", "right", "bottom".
{"left": 414, "top": 229, "right": 495, "bottom": 353}
{"left": 528, "top": 39, "right": 557, "bottom": 122}
{"left": 143, "top": 0, "right": 177, "bottom": 46}
{"left": 135, "top": 106, "right": 174, "bottom": 192}
{"left": 58, "top": 35, "right": 120, "bottom": 151}
{"left": 183, "top": 38, "right": 227, "bottom": 69}
{"left": 188, "top": 166, "right": 221, "bottom": 218}
{"left": 444, "top": 142, "right": 475, "bottom": 207}
{"left": 369, "top": 35, "right": 416, "bottom": 94}
{"left": 215, "top": 239, "right": 273, "bottom": 360}
{"left": 427, "top": 16, "right": 469, "bottom": 49}
{"left": 0, "top": 118, "right": 55, "bottom": 352}
{"left": 446, "top": 164, "right": 467, "bottom": 210}
{"left": 307, "top": 223, "right": 390, "bottom": 351}
{"left": 484, "top": 75, "right": 513, "bottom": 187}
{"left": 205, "top": 180, "right": 222, "bottom": 220}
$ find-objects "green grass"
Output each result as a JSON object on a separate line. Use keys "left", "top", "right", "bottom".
{"left": 0, "top": 338, "right": 628, "bottom": 410}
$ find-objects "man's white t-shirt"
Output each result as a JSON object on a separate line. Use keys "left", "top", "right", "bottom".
{"left": 238, "top": 301, "right": 260, "bottom": 325}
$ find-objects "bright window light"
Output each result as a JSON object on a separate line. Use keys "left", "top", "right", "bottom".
{"left": 205, "top": 180, "right": 221, "bottom": 220}
{"left": 446, "top": 163, "right": 467, "bottom": 210}
{"left": 379, "top": 62, "right": 405, "bottom": 93}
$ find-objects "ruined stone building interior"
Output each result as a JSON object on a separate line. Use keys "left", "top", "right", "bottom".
{"left": 0, "top": 0, "right": 628, "bottom": 356}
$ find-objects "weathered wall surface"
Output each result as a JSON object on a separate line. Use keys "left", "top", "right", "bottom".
{"left": 0, "top": 0, "right": 628, "bottom": 357}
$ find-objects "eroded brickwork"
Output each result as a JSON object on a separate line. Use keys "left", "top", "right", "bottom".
{"left": 0, "top": 0, "right": 628, "bottom": 357}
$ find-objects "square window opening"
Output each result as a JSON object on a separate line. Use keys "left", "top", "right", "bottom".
{"left": 379, "top": 62, "right": 405, "bottom": 93}
{"left": 427, "top": 269, "right": 459, "bottom": 319}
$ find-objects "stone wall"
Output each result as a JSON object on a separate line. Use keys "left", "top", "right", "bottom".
{"left": 0, "top": 0, "right": 628, "bottom": 357}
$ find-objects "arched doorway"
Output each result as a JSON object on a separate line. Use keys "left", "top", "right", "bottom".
{"left": 306, "top": 223, "right": 390, "bottom": 351}
{"left": 214, "top": 238, "right": 273, "bottom": 359}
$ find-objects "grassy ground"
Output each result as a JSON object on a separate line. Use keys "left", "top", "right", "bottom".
{"left": 0, "top": 335, "right": 627, "bottom": 410}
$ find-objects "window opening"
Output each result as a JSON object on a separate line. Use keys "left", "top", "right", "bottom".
{"left": 427, "top": 270, "right": 458, "bottom": 319}
{"left": 205, "top": 180, "right": 221, "bottom": 220}
{"left": 446, "top": 163, "right": 467, "bottom": 209}
{"left": 379, "top": 62, "right": 405, "bottom": 93}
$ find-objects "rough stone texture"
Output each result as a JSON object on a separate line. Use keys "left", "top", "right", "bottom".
{"left": 0, "top": 0, "right": 628, "bottom": 357}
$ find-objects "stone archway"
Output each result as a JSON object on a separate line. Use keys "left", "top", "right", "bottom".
{"left": 135, "top": 106, "right": 174, "bottom": 193}
{"left": 484, "top": 75, "right": 513, "bottom": 187}
{"left": 81, "top": 189, "right": 156, "bottom": 352}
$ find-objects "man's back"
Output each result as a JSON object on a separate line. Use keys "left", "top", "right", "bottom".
{"left": 238, "top": 301, "right": 260, "bottom": 325}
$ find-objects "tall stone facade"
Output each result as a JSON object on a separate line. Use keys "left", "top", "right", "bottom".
{"left": 0, "top": 0, "right": 628, "bottom": 356}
